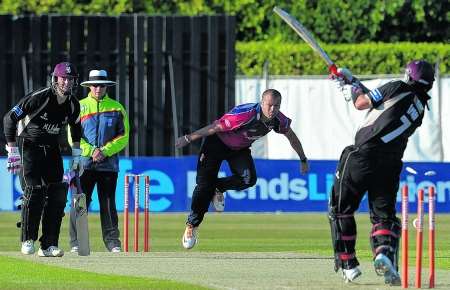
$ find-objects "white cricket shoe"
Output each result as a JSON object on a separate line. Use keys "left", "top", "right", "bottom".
{"left": 38, "top": 246, "right": 64, "bottom": 257}
{"left": 374, "top": 253, "right": 401, "bottom": 286}
{"left": 342, "top": 267, "right": 362, "bottom": 283}
{"left": 21, "top": 240, "right": 35, "bottom": 255}
{"left": 182, "top": 225, "right": 198, "bottom": 249}
{"left": 212, "top": 189, "right": 225, "bottom": 212}
{"left": 111, "top": 247, "right": 121, "bottom": 253}
{"left": 70, "top": 246, "right": 78, "bottom": 253}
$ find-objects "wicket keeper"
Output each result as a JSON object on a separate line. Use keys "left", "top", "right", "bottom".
{"left": 3, "top": 62, "right": 82, "bottom": 257}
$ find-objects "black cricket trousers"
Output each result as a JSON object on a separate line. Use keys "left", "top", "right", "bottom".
{"left": 187, "top": 134, "right": 257, "bottom": 226}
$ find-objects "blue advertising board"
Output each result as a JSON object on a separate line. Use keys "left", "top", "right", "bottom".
{"left": 0, "top": 157, "right": 449, "bottom": 213}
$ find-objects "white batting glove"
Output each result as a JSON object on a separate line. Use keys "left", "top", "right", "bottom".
{"left": 333, "top": 77, "right": 346, "bottom": 90}
{"left": 332, "top": 78, "right": 351, "bottom": 102}
{"left": 5, "top": 145, "right": 21, "bottom": 174}
{"left": 341, "top": 85, "right": 354, "bottom": 102}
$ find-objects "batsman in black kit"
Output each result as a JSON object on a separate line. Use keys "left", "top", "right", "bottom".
{"left": 329, "top": 60, "right": 435, "bottom": 284}
{"left": 3, "top": 62, "right": 82, "bottom": 257}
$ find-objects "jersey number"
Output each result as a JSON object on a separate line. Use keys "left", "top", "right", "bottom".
{"left": 380, "top": 98, "right": 424, "bottom": 143}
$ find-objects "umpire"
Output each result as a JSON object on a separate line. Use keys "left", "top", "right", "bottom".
{"left": 3, "top": 62, "right": 82, "bottom": 257}
{"left": 69, "top": 69, "right": 130, "bottom": 253}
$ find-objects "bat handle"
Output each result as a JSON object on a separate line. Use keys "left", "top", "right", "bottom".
{"left": 329, "top": 64, "right": 352, "bottom": 83}
{"left": 328, "top": 64, "right": 339, "bottom": 76}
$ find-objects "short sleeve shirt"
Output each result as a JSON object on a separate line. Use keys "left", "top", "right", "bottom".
{"left": 215, "top": 103, "right": 291, "bottom": 150}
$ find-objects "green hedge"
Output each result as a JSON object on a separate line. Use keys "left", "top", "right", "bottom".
{"left": 236, "top": 41, "right": 450, "bottom": 76}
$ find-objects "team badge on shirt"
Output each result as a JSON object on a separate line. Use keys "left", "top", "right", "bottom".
{"left": 12, "top": 105, "right": 23, "bottom": 117}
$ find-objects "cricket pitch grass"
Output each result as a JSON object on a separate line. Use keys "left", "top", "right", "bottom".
{"left": 1, "top": 212, "right": 449, "bottom": 289}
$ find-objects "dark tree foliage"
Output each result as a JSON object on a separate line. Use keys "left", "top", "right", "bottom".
{"left": 376, "top": 0, "right": 449, "bottom": 42}
{"left": 1, "top": 0, "right": 448, "bottom": 43}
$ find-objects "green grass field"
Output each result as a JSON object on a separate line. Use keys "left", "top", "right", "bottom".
{"left": 0, "top": 212, "right": 449, "bottom": 289}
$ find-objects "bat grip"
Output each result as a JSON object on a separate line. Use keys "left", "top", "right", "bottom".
{"left": 328, "top": 64, "right": 339, "bottom": 76}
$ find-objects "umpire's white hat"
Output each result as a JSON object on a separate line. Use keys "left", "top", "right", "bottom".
{"left": 80, "top": 70, "right": 116, "bottom": 87}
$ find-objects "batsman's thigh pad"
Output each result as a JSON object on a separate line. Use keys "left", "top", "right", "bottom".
{"left": 21, "top": 186, "right": 46, "bottom": 241}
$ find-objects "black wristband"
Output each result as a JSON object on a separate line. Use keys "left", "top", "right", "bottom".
{"left": 300, "top": 157, "right": 307, "bottom": 163}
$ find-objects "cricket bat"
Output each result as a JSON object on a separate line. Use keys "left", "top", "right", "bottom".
{"left": 273, "top": 6, "right": 340, "bottom": 76}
